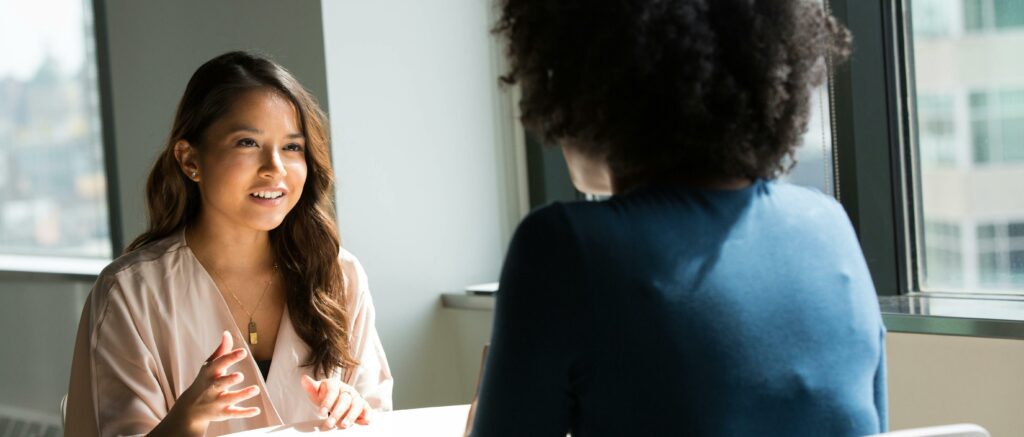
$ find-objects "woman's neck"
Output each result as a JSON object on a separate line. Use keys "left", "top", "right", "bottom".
{"left": 185, "top": 215, "right": 275, "bottom": 275}
{"left": 613, "top": 174, "right": 754, "bottom": 195}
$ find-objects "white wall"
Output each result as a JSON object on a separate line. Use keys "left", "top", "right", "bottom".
{"left": 887, "top": 332, "right": 1024, "bottom": 436}
{"left": 321, "top": 0, "right": 521, "bottom": 408}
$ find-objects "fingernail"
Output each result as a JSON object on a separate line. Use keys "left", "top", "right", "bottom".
{"left": 342, "top": 420, "right": 352, "bottom": 428}
{"left": 326, "top": 418, "right": 336, "bottom": 428}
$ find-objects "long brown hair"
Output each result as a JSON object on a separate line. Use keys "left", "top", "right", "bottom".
{"left": 126, "top": 51, "right": 358, "bottom": 377}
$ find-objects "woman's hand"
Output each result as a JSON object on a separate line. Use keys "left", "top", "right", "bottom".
{"left": 301, "top": 375, "right": 372, "bottom": 429}
{"left": 149, "top": 331, "right": 261, "bottom": 437}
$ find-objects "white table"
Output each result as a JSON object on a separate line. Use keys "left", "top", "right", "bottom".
{"left": 223, "top": 404, "right": 471, "bottom": 436}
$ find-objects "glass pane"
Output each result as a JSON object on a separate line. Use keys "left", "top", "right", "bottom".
{"left": 963, "top": 0, "right": 985, "bottom": 31}
{"left": 994, "top": 0, "right": 1024, "bottom": 29}
{"left": 918, "top": 94, "right": 957, "bottom": 165}
{"left": 971, "top": 120, "right": 991, "bottom": 163}
{"left": 912, "top": 0, "right": 955, "bottom": 37}
{"left": 0, "top": 0, "right": 110, "bottom": 259}
{"left": 911, "top": 0, "right": 1024, "bottom": 293}
{"left": 1000, "top": 120, "right": 1024, "bottom": 161}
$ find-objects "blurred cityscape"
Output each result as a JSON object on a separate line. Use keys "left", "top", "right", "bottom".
{"left": 0, "top": 0, "right": 110, "bottom": 259}
{"left": 913, "top": 0, "right": 1024, "bottom": 292}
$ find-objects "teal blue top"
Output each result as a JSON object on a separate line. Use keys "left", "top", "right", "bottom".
{"left": 471, "top": 180, "right": 887, "bottom": 436}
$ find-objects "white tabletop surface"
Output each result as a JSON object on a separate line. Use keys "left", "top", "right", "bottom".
{"left": 222, "top": 404, "right": 471, "bottom": 436}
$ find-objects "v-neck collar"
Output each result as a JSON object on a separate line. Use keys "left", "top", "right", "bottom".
{"left": 180, "top": 231, "right": 295, "bottom": 426}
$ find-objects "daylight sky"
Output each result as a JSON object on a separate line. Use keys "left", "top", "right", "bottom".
{"left": 0, "top": 0, "right": 87, "bottom": 80}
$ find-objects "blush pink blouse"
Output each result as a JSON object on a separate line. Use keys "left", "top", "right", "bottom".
{"left": 65, "top": 232, "right": 393, "bottom": 436}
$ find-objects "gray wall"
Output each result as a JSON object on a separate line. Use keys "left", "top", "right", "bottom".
{"left": 0, "top": 277, "right": 89, "bottom": 420}
{"left": 321, "top": 0, "right": 519, "bottom": 408}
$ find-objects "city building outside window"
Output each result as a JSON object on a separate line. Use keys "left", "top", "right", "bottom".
{"left": 912, "top": 0, "right": 1024, "bottom": 293}
{"left": 964, "top": 0, "right": 1024, "bottom": 32}
{"left": 0, "top": 0, "right": 111, "bottom": 263}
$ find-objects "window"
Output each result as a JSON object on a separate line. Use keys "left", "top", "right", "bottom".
{"left": 976, "top": 221, "right": 1024, "bottom": 288}
{"left": 964, "top": 0, "right": 1024, "bottom": 32}
{"left": 0, "top": 0, "right": 111, "bottom": 261}
{"left": 910, "top": 0, "right": 1024, "bottom": 294}
{"left": 969, "top": 89, "right": 1024, "bottom": 165}
{"left": 917, "top": 94, "right": 958, "bottom": 166}
{"left": 923, "top": 221, "right": 965, "bottom": 288}
{"left": 912, "top": 0, "right": 958, "bottom": 38}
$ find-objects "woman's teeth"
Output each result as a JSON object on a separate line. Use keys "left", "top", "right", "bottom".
{"left": 251, "top": 191, "right": 283, "bottom": 199}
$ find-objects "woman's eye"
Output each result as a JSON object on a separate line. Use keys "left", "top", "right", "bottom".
{"left": 237, "top": 138, "right": 258, "bottom": 148}
{"left": 284, "top": 143, "right": 304, "bottom": 152}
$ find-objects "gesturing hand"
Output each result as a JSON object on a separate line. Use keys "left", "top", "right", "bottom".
{"left": 155, "top": 331, "right": 261, "bottom": 437}
{"left": 301, "top": 375, "right": 372, "bottom": 429}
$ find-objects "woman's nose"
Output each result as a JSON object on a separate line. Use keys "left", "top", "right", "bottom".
{"left": 260, "top": 148, "right": 287, "bottom": 178}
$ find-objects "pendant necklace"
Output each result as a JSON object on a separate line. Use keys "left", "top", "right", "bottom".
{"left": 211, "top": 264, "right": 277, "bottom": 345}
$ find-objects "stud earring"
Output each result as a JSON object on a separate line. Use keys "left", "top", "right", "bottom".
{"left": 191, "top": 170, "right": 197, "bottom": 178}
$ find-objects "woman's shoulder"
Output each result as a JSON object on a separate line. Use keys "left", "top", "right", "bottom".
{"left": 338, "top": 247, "right": 371, "bottom": 301}
{"left": 761, "top": 181, "right": 853, "bottom": 227}
{"left": 763, "top": 180, "right": 843, "bottom": 208}
{"left": 90, "top": 233, "right": 188, "bottom": 306}
{"left": 101, "top": 233, "right": 186, "bottom": 279}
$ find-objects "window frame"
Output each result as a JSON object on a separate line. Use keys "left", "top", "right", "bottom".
{"left": 830, "top": 0, "right": 916, "bottom": 296}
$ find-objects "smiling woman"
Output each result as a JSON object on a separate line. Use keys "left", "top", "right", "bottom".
{"left": 65, "top": 51, "right": 393, "bottom": 437}
{"left": 174, "top": 88, "right": 308, "bottom": 233}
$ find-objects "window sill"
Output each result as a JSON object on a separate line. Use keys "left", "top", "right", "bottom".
{"left": 880, "top": 293, "right": 1024, "bottom": 340}
{"left": 443, "top": 292, "right": 1024, "bottom": 340}
{"left": 0, "top": 254, "right": 106, "bottom": 281}
{"left": 440, "top": 293, "right": 495, "bottom": 311}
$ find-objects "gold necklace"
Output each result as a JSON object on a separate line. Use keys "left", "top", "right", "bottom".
{"left": 183, "top": 226, "right": 277, "bottom": 345}
{"left": 209, "top": 264, "right": 277, "bottom": 346}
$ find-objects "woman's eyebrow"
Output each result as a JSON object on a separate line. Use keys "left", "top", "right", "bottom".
{"left": 226, "top": 125, "right": 304, "bottom": 139}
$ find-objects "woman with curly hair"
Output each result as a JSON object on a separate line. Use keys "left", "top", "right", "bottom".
{"left": 471, "top": 0, "right": 886, "bottom": 435}
{"left": 65, "top": 51, "right": 392, "bottom": 436}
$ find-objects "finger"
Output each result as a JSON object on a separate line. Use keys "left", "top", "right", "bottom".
{"left": 326, "top": 391, "right": 353, "bottom": 428}
{"left": 320, "top": 381, "right": 340, "bottom": 417}
{"left": 217, "top": 405, "right": 261, "bottom": 420}
{"left": 212, "top": 372, "right": 245, "bottom": 392}
{"left": 301, "top": 375, "right": 321, "bottom": 406}
{"left": 337, "top": 393, "right": 364, "bottom": 429}
{"left": 217, "top": 385, "right": 261, "bottom": 406}
{"left": 210, "top": 348, "right": 247, "bottom": 376}
{"left": 356, "top": 399, "right": 372, "bottom": 425}
{"left": 206, "top": 331, "right": 233, "bottom": 363}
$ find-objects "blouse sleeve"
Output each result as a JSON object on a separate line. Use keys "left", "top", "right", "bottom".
{"left": 340, "top": 251, "right": 394, "bottom": 412}
{"left": 67, "top": 276, "right": 166, "bottom": 437}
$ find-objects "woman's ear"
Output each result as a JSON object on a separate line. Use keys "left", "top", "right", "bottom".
{"left": 173, "top": 140, "right": 200, "bottom": 181}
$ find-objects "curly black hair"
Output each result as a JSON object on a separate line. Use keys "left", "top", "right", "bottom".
{"left": 495, "top": 0, "right": 852, "bottom": 188}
